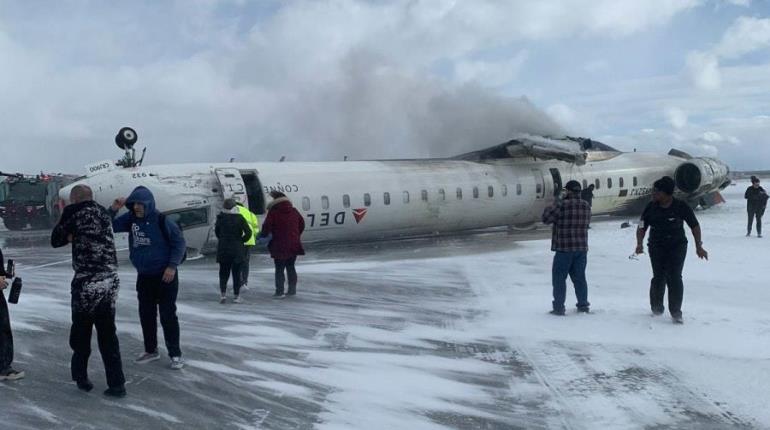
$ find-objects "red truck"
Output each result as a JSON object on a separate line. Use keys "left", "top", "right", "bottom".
{"left": 0, "top": 172, "right": 77, "bottom": 230}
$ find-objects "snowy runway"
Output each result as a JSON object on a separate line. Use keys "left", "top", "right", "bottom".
{"left": 1, "top": 181, "right": 768, "bottom": 429}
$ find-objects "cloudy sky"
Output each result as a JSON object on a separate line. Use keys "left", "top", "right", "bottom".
{"left": 1, "top": 0, "right": 769, "bottom": 173}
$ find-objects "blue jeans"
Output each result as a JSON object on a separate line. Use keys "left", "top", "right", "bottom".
{"left": 552, "top": 251, "right": 589, "bottom": 312}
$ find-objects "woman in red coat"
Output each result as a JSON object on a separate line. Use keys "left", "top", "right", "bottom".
{"left": 260, "top": 191, "right": 305, "bottom": 298}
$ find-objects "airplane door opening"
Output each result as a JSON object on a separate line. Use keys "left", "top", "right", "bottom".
{"left": 549, "top": 168, "right": 562, "bottom": 197}
{"left": 240, "top": 171, "right": 266, "bottom": 215}
{"left": 533, "top": 169, "right": 545, "bottom": 199}
{"left": 214, "top": 168, "right": 248, "bottom": 207}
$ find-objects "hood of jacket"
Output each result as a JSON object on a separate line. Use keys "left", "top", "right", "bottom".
{"left": 126, "top": 186, "right": 158, "bottom": 218}
{"left": 267, "top": 197, "right": 293, "bottom": 212}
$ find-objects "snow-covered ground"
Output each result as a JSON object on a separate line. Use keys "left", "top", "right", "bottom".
{"left": 1, "top": 180, "right": 768, "bottom": 429}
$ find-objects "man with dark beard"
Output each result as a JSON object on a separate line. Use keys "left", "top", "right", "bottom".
{"left": 52, "top": 185, "right": 126, "bottom": 397}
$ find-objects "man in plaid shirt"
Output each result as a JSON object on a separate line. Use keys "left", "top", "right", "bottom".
{"left": 541, "top": 180, "right": 592, "bottom": 315}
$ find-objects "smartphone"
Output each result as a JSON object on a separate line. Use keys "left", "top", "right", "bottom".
{"left": 8, "top": 277, "right": 22, "bottom": 304}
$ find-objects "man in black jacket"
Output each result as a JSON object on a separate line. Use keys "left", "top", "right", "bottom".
{"left": 0, "top": 247, "right": 24, "bottom": 381}
{"left": 745, "top": 176, "right": 768, "bottom": 237}
{"left": 51, "top": 185, "right": 126, "bottom": 397}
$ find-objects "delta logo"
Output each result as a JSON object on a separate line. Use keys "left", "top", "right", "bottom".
{"left": 352, "top": 208, "right": 368, "bottom": 224}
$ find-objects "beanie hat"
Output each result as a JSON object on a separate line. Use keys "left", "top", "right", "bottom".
{"left": 565, "top": 180, "right": 582, "bottom": 192}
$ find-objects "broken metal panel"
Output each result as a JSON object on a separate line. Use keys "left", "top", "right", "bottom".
{"left": 452, "top": 134, "right": 618, "bottom": 165}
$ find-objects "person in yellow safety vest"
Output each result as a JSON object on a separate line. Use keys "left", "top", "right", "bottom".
{"left": 236, "top": 202, "right": 260, "bottom": 289}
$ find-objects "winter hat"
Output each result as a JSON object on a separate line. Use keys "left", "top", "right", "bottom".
{"left": 653, "top": 176, "right": 676, "bottom": 195}
{"left": 223, "top": 198, "right": 237, "bottom": 210}
{"left": 751, "top": 175, "right": 760, "bottom": 183}
{"left": 565, "top": 180, "right": 582, "bottom": 192}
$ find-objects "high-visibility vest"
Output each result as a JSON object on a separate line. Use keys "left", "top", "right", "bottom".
{"left": 237, "top": 205, "right": 260, "bottom": 246}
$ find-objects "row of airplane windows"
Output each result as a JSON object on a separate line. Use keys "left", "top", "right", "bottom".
{"left": 299, "top": 176, "right": 639, "bottom": 211}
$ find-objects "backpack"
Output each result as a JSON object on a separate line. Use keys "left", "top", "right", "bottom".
{"left": 131, "top": 213, "right": 188, "bottom": 264}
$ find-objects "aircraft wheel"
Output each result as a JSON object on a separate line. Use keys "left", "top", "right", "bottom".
{"left": 115, "top": 127, "right": 138, "bottom": 150}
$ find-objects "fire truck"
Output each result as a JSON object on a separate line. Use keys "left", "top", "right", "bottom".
{"left": 0, "top": 172, "right": 77, "bottom": 230}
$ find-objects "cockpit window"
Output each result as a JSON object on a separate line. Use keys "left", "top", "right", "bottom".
{"left": 164, "top": 207, "right": 209, "bottom": 230}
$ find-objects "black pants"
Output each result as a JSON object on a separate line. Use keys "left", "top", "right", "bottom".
{"left": 137, "top": 273, "right": 181, "bottom": 357}
{"left": 274, "top": 257, "right": 297, "bottom": 295}
{"left": 648, "top": 242, "right": 687, "bottom": 317}
{"left": 240, "top": 247, "right": 252, "bottom": 286}
{"left": 748, "top": 206, "right": 765, "bottom": 235}
{"left": 219, "top": 260, "right": 243, "bottom": 296}
{"left": 70, "top": 304, "right": 125, "bottom": 388}
{"left": 0, "top": 291, "right": 13, "bottom": 371}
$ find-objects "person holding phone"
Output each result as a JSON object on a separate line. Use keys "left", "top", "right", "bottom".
{"left": 0, "top": 247, "right": 24, "bottom": 381}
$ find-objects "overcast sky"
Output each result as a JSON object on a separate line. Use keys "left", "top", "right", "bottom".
{"left": 1, "top": 0, "right": 769, "bottom": 173}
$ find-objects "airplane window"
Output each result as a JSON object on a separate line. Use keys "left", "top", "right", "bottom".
{"left": 438, "top": 189, "right": 445, "bottom": 201}
{"left": 456, "top": 188, "right": 463, "bottom": 200}
{"left": 607, "top": 178, "right": 613, "bottom": 189}
{"left": 421, "top": 190, "right": 428, "bottom": 201}
{"left": 302, "top": 197, "right": 310, "bottom": 211}
{"left": 595, "top": 179, "right": 600, "bottom": 190}
{"left": 164, "top": 207, "right": 209, "bottom": 230}
{"left": 619, "top": 177, "right": 624, "bottom": 188}
{"left": 473, "top": 187, "right": 479, "bottom": 198}
{"left": 403, "top": 191, "right": 410, "bottom": 204}
{"left": 364, "top": 193, "right": 371, "bottom": 207}
{"left": 516, "top": 184, "right": 522, "bottom": 195}
{"left": 322, "top": 195, "right": 329, "bottom": 210}
{"left": 488, "top": 186, "right": 494, "bottom": 198}
{"left": 633, "top": 177, "right": 638, "bottom": 187}
{"left": 343, "top": 194, "right": 350, "bottom": 208}
{"left": 384, "top": 192, "right": 390, "bottom": 205}
{"left": 536, "top": 183, "right": 542, "bottom": 194}
{"left": 502, "top": 185, "right": 508, "bottom": 197}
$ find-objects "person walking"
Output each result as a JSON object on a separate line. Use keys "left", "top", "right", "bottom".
{"left": 259, "top": 191, "right": 305, "bottom": 298}
{"left": 109, "top": 186, "right": 186, "bottom": 370}
{"left": 635, "top": 176, "right": 708, "bottom": 324}
{"left": 51, "top": 185, "right": 126, "bottom": 397}
{"left": 745, "top": 176, "right": 768, "bottom": 237}
{"left": 236, "top": 202, "right": 259, "bottom": 290}
{"left": 541, "top": 180, "right": 592, "bottom": 315}
{"left": 0, "top": 247, "right": 24, "bottom": 382}
{"left": 215, "top": 199, "right": 252, "bottom": 303}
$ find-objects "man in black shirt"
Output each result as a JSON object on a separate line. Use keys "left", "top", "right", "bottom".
{"left": 634, "top": 176, "right": 708, "bottom": 324}
{"left": 744, "top": 176, "right": 768, "bottom": 237}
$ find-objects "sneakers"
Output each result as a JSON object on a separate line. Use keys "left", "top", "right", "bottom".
{"left": 76, "top": 379, "right": 94, "bottom": 392}
{"left": 272, "top": 293, "right": 286, "bottom": 299}
{"left": 651, "top": 307, "right": 665, "bottom": 316}
{"left": 103, "top": 386, "right": 127, "bottom": 398}
{"left": 577, "top": 307, "right": 590, "bottom": 314}
{"left": 233, "top": 295, "right": 243, "bottom": 304}
{"left": 170, "top": 356, "right": 185, "bottom": 370}
{"left": 135, "top": 351, "right": 161, "bottom": 364}
{"left": 549, "top": 309, "right": 566, "bottom": 316}
{"left": 219, "top": 295, "right": 227, "bottom": 304}
{"left": 0, "top": 367, "right": 25, "bottom": 381}
{"left": 240, "top": 283, "right": 250, "bottom": 291}
{"left": 285, "top": 292, "right": 296, "bottom": 297}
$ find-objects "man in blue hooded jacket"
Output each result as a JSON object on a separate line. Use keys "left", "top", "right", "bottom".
{"left": 109, "top": 186, "right": 186, "bottom": 370}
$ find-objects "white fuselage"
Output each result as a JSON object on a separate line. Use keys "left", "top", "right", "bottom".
{"left": 62, "top": 150, "right": 725, "bottom": 255}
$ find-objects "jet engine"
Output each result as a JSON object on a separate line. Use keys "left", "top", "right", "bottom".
{"left": 674, "top": 157, "right": 730, "bottom": 197}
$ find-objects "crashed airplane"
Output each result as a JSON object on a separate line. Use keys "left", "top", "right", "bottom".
{"left": 61, "top": 128, "right": 730, "bottom": 256}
